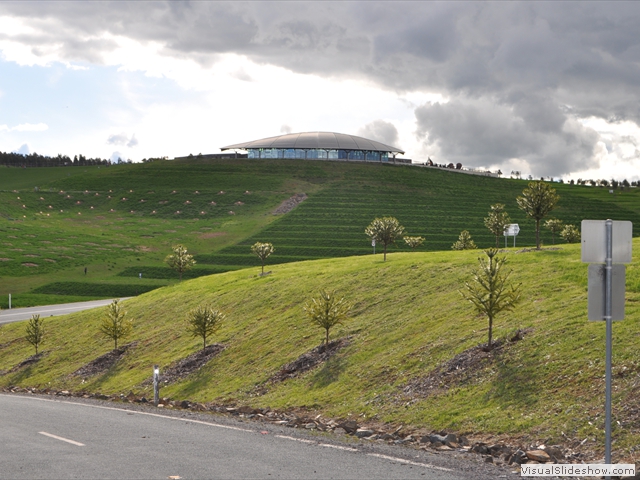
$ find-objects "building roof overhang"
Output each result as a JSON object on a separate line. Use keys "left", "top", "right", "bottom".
{"left": 221, "top": 131, "right": 404, "bottom": 155}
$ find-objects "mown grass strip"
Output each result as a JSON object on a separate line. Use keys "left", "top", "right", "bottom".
{"left": 32, "top": 282, "right": 160, "bottom": 297}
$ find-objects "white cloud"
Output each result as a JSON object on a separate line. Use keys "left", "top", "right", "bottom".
{"left": 13, "top": 143, "right": 30, "bottom": 154}
{"left": 0, "top": 123, "right": 48, "bottom": 132}
{"left": 110, "top": 151, "right": 124, "bottom": 162}
{"left": 107, "top": 132, "right": 138, "bottom": 147}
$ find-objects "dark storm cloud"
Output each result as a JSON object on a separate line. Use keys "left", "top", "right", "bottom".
{"left": 415, "top": 96, "right": 600, "bottom": 174}
{"left": 2, "top": 1, "right": 639, "bottom": 175}
{"left": 3, "top": 2, "right": 638, "bottom": 94}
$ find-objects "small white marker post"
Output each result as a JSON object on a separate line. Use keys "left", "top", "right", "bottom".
{"left": 8, "top": 294, "right": 11, "bottom": 309}
{"left": 503, "top": 224, "right": 520, "bottom": 248}
{"left": 582, "top": 219, "right": 632, "bottom": 476}
{"left": 372, "top": 239, "right": 376, "bottom": 255}
{"left": 153, "top": 365, "right": 160, "bottom": 407}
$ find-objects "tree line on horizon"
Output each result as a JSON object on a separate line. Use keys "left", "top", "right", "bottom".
{"left": 0, "top": 151, "right": 142, "bottom": 168}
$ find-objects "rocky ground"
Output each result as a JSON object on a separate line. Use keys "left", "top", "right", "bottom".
{"left": 402, "top": 328, "right": 532, "bottom": 400}
{"left": 270, "top": 337, "right": 350, "bottom": 382}
{"left": 6, "top": 384, "right": 637, "bottom": 478}
{"left": 3, "top": 352, "right": 45, "bottom": 374}
{"left": 71, "top": 342, "right": 138, "bottom": 378}
{"left": 147, "top": 343, "right": 225, "bottom": 385}
{"left": 3, "top": 329, "right": 639, "bottom": 476}
{"left": 272, "top": 193, "right": 307, "bottom": 215}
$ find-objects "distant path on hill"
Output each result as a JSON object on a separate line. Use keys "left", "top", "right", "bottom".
{"left": 0, "top": 394, "right": 503, "bottom": 480}
{"left": 0, "top": 298, "right": 131, "bottom": 324}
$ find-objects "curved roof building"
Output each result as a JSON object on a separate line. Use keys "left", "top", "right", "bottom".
{"left": 221, "top": 131, "right": 404, "bottom": 162}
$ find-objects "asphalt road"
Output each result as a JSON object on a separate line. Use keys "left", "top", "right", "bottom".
{"left": 0, "top": 394, "right": 511, "bottom": 479}
{"left": 0, "top": 298, "right": 131, "bottom": 324}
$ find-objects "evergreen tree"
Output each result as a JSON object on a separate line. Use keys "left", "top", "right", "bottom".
{"left": 461, "top": 249, "right": 521, "bottom": 351}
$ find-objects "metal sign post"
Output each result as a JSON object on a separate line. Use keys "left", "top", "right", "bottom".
{"left": 605, "top": 220, "right": 613, "bottom": 470}
{"left": 372, "top": 239, "right": 376, "bottom": 255}
{"left": 581, "top": 219, "right": 632, "bottom": 472}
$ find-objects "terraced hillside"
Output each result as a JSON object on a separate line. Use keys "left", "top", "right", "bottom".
{"left": 198, "top": 164, "right": 640, "bottom": 269}
{"left": 1, "top": 158, "right": 639, "bottom": 306}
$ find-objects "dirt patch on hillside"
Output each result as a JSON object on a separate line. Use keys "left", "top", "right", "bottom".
{"left": 71, "top": 342, "right": 138, "bottom": 378}
{"left": 402, "top": 329, "right": 532, "bottom": 399}
{"left": 515, "top": 247, "right": 562, "bottom": 253}
{"left": 199, "top": 232, "right": 227, "bottom": 239}
{"left": 0, "top": 338, "right": 23, "bottom": 351}
{"left": 270, "top": 337, "right": 351, "bottom": 383}
{"left": 21, "top": 263, "right": 38, "bottom": 267}
{"left": 144, "top": 344, "right": 226, "bottom": 385}
{"left": 3, "top": 352, "right": 46, "bottom": 375}
{"left": 273, "top": 193, "right": 307, "bottom": 215}
{"left": 0, "top": 258, "right": 11, "bottom": 261}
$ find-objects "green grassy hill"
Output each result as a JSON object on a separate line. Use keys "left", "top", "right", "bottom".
{"left": 1, "top": 159, "right": 639, "bottom": 307}
{"left": 1, "top": 243, "right": 639, "bottom": 462}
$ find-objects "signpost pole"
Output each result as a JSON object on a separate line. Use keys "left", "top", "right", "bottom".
{"left": 604, "top": 220, "right": 613, "bottom": 468}
{"left": 582, "top": 218, "right": 633, "bottom": 476}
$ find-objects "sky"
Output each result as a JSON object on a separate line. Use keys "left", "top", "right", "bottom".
{"left": 0, "top": 1, "right": 639, "bottom": 181}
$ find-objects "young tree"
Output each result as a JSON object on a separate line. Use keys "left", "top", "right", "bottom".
{"left": 365, "top": 216, "right": 405, "bottom": 261}
{"left": 461, "top": 249, "right": 521, "bottom": 351}
{"left": 484, "top": 204, "right": 511, "bottom": 247}
{"left": 165, "top": 244, "right": 196, "bottom": 280}
{"left": 100, "top": 299, "right": 133, "bottom": 350}
{"left": 544, "top": 218, "right": 564, "bottom": 245}
{"left": 251, "top": 242, "right": 275, "bottom": 275}
{"left": 403, "top": 236, "right": 425, "bottom": 249}
{"left": 516, "top": 181, "right": 560, "bottom": 249}
{"left": 304, "top": 290, "right": 352, "bottom": 347}
{"left": 25, "top": 314, "right": 45, "bottom": 355}
{"left": 186, "top": 304, "right": 225, "bottom": 350}
{"left": 560, "top": 224, "right": 580, "bottom": 243}
{"left": 452, "top": 230, "right": 478, "bottom": 250}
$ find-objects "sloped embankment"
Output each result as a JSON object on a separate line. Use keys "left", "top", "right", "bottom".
{"left": 0, "top": 242, "right": 639, "bottom": 463}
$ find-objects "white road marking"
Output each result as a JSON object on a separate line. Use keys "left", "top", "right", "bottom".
{"left": 0, "top": 299, "right": 131, "bottom": 322}
{"left": 1, "top": 394, "right": 254, "bottom": 433}
{"left": 319, "top": 443, "right": 358, "bottom": 452}
{"left": 39, "top": 431, "right": 85, "bottom": 446}
{"left": 0, "top": 305, "right": 92, "bottom": 320}
{"left": 367, "top": 453, "right": 453, "bottom": 471}
{"left": 79, "top": 406, "right": 255, "bottom": 433}
{"left": 5, "top": 395, "right": 455, "bottom": 474}
{"left": 274, "top": 435, "right": 315, "bottom": 444}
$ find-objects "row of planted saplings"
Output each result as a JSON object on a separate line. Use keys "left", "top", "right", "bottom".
{"left": 23, "top": 240, "right": 521, "bottom": 368}
{"left": 21, "top": 289, "right": 352, "bottom": 360}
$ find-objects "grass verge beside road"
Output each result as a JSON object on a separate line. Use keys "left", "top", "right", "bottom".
{"left": 1, "top": 241, "right": 639, "bottom": 463}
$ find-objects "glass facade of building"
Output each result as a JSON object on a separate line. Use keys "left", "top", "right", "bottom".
{"left": 247, "top": 148, "right": 389, "bottom": 162}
